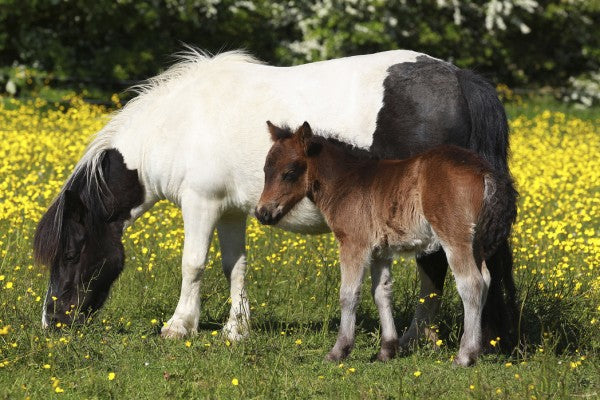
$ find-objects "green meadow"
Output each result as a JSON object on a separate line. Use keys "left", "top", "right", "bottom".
{"left": 0, "top": 97, "right": 598, "bottom": 399}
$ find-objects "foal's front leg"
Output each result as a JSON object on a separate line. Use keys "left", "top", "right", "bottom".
{"left": 371, "top": 256, "right": 398, "bottom": 361}
{"left": 326, "top": 246, "right": 369, "bottom": 362}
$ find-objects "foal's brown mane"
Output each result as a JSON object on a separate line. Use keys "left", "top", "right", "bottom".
{"left": 275, "top": 125, "right": 377, "bottom": 160}
{"left": 309, "top": 135, "right": 378, "bottom": 161}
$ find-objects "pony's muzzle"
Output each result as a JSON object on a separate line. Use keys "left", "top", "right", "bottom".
{"left": 254, "top": 204, "right": 283, "bottom": 225}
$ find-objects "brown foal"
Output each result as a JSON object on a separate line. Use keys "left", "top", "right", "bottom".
{"left": 255, "top": 122, "right": 517, "bottom": 366}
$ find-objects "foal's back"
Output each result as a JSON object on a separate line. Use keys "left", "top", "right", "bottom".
{"left": 370, "top": 145, "right": 491, "bottom": 254}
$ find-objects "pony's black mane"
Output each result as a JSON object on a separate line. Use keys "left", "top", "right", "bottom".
{"left": 33, "top": 152, "right": 113, "bottom": 267}
{"left": 33, "top": 149, "right": 143, "bottom": 268}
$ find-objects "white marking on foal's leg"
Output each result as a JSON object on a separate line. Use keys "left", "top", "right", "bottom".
{"left": 370, "top": 257, "right": 398, "bottom": 361}
{"left": 326, "top": 248, "right": 368, "bottom": 362}
{"left": 161, "top": 194, "right": 222, "bottom": 339}
{"left": 447, "top": 250, "right": 489, "bottom": 367}
{"left": 217, "top": 216, "right": 250, "bottom": 341}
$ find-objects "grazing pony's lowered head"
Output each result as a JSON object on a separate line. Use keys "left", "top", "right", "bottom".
{"left": 255, "top": 121, "right": 321, "bottom": 225}
{"left": 34, "top": 149, "right": 144, "bottom": 327}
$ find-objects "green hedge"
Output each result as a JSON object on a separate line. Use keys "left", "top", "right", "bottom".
{"left": 1, "top": 0, "right": 598, "bottom": 89}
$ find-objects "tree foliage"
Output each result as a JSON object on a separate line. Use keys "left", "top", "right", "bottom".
{"left": 0, "top": 0, "right": 598, "bottom": 88}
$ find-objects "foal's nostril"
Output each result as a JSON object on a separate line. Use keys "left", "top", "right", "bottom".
{"left": 255, "top": 205, "right": 280, "bottom": 225}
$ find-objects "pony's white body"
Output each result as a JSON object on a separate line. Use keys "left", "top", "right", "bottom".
{"left": 84, "top": 49, "right": 432, "bottom": 339}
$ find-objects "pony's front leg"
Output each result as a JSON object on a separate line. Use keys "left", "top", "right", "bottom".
{"left": 399, "top": 250, "right": 447, "bottom": 350}
{"left": 217, "top": 215, "right": 250, "bottom": 341}
{"left": 161, "top": 194, "right": 222, "bottom": 339}
{"left": 326, "top": 246, "right": 368, "bottom": 362}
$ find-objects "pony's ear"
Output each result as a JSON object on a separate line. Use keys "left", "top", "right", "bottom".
{"left": 266, "top": 121, "right": 290, "bottom": 141}
{"left": 63, "top": 189, "right": 86, "bottom": 225}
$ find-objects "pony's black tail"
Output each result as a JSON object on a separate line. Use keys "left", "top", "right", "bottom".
{"left": 456, "top": 69, "right": 509, "bottom": 174}
{"left": 457, "top": 69, "right": 519, "bottom": 353}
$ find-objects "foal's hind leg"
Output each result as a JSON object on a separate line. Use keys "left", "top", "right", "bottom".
{"left": 370, "top": 256, "right": 398, "bottom": 361}
{"left": 162, "top": 193, "right": 222, "bottom": 338}
{"left": 446, "top": 246, "right": 491, "bottom": 366}
{"left": 217, "top": 214, "right": 250, "bottom": 341}
{"left": 399, "top": 250, "right": 447, "bottom": 350}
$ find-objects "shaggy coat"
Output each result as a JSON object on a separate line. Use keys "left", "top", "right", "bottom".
{"left": 256, "top": 122, "right": 517, "bottom": 366}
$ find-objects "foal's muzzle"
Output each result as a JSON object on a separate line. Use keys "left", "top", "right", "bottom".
{"left": 254, "top": 205, "right": 283, "bottom": 225}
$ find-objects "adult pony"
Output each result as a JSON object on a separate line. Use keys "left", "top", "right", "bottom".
{"left": 34, "top": 49, "right": 517, "bottom": 349}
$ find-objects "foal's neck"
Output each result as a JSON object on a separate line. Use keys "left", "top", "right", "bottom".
{"left": 307, "top": 139, "right": 376, "bottom": 208}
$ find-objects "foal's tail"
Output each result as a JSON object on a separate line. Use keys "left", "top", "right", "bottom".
{"left": 476, "top": 171, "right": 519, "bottom": 352}
{"left": 478, "top": 173, "right": 517, "bottom": 260}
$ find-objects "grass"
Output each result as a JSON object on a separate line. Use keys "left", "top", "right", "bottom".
{"left": 0, "top": 95, "right": 599, "bottom": 398}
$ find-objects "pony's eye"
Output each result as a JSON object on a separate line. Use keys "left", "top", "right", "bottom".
{"left": 282, "top": 170, "right": 297, "bottom": 182}
{"left": 65, "top": 251, "right": 79, "bottom": 263}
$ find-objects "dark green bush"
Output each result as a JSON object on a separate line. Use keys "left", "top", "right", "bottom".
{"left": 1, "top": 0, "right": 598, "bottom": 92}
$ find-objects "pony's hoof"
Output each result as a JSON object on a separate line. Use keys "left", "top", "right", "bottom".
{"left": 160, "top": 320, "right": 194, "bottom": 339}
{"left": 222, "top": 322, "right": 249, "bottom": 342}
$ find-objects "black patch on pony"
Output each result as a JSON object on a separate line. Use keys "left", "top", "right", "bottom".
{"left": 371, "top": 55, "right": 470, "bottom": 159}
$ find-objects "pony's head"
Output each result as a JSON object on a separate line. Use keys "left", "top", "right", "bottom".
{"left": 34, "top": 149, "right": 143, "bottom": 327}
{"left": 255, "top": 121, "right": 320, "bottom": 225}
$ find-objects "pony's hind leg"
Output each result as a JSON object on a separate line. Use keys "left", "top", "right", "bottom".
{"left": 446, "top": 246, "right": 490, "bottom": 366}
{"left": 217, "top": 214, "right": 250, "bottom": 341}
{"left": 161, "top": 193, "right": 222, "bottom": 338}
{"left": 399, "top": 250, "right": 447, "bottom": 350}
{"left": 326, "top": 246, "right": 369, "bottom": 362}
{"left": 370, "top": 256, "right": 398, "bottom": 361}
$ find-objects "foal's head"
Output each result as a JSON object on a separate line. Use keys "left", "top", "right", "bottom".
{"left": 255, "top": 121, "right": 320, "bottom": 225}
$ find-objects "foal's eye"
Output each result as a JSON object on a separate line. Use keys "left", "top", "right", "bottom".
{"left": 282, "top": 170, "right": 297, "bottom": 182}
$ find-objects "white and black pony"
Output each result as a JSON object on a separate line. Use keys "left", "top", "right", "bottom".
{"left": 34, "top": 49, "right": 517, "bottom": 351}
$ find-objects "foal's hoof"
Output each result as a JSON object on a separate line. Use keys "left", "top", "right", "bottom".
{"left": 376, "top": 349, "right": 396, "bottom": 362}
{"left": 452, "top": 354, "right": 477, "bottom": 367}
{"left": 325, "top": 348, "right": 349, "bottom": 362}
{"left": 375, "top": 340, "right": 398, "bottom": 361}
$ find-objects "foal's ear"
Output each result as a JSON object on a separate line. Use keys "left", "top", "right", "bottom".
{"left": 266, "top": 121, "right": 290, "bottom": 141}
{"left": 296, "top": 121, "right": 313, "bottom": 142}
{"left": 297, "top": 122, "right": 321, "bottom": 156}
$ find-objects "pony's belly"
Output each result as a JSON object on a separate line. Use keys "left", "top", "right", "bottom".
{"left": 273, "top": 198, "right": 330, "bottom": 234}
